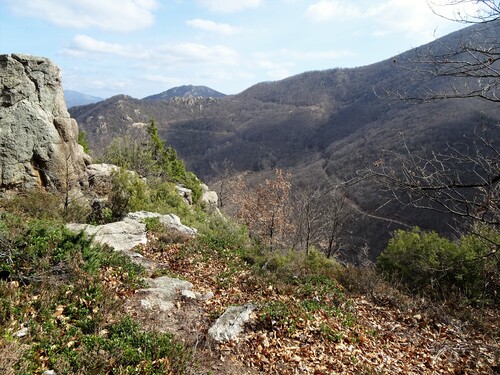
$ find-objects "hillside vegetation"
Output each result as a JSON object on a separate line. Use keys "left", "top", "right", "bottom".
{"left": 1, "top": 166, "right": 498, "bottom": 374}
{"left": 70, "top": 20, "right": 500, "bottom": 256}
{"left": 1, "top": 123, "right": 498, "bottom": 373}
{"left": 3, "top": 6, "right": 498, "bottom": 374}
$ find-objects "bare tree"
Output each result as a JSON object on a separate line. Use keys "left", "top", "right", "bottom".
{"left": 209, "top": 158, "right": 234, "bottom": 208}
{"left": 428, "top": 0, "right": 500, "bottom": 24}
{"left": 389, "top": 1, "right": 499, "bottom": 103}
{"left": 370, "top": 1, "right": 500, "bottom": 231}
{"left": 365, "top": 125, "right": 499, "bottom": 227}
{"left": 234, "top": 169, "right": 293, "bottom": 249}
{"left": 291, "top": 186, "right": 352, "bottom": 257}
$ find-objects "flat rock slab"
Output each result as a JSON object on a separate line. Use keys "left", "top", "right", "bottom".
{"left": 208, "top": 304, "right": 255, "bottom": 343}
{"left": 66, "top": 218, "right": 147, "bottom": 253}
{"left": 139, "top": 277, "right": 194, "bottom": 312}
{"left": 66, "top": 211, "right": 197, "bottom": 254}
{"left": 126, "top": 211, "right": 197, "bottom": 236}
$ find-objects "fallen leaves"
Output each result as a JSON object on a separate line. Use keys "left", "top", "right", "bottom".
{"left": 136, "top": 234, "right": 500, "bottom": 374}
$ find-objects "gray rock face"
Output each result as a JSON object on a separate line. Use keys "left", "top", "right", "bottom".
{"left": 86, "top": 163, "right": 119, "bottom": 196}
{"left": 0, "top": 54, "right": 90, "bottom": 193}
{"left": 175, "top": 185, "right": 193, "bottom": 205}
{"left": 208, "top": 304, "right": 254, "bottom": 343}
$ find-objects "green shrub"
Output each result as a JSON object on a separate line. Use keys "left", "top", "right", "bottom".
{"left": 101, "top": 119, "right": 203, "bottom": 205}
{"left": 0, "top": 215, "right": 191, "bottom": 374}
{"left": 304, "top": 248, "right": 342, "bottom": 277}
{"left": 198, "top": 216, "right": 249, "bottom": 256}
{"left": 183, "top": 172, "right": 202, "bottom": 203}
{"left": 0, "top": 216, "right": 144, "bottom": 286}
{"left": 377, "top": 226, "right": 499, "bottom": 302}
{"left": 109, "top": 168, "right": 149, "bottom": 219}
{"left": 77, "top": 130, "right": 91, "bottom": 153}
{"left": 106, "top": 172, "right": 206, "bottom": 226}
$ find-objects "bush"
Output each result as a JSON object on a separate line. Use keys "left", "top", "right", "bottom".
{"left": 377, "top": 226, "right": 499, "bottom": 303}
{"left": 0, "top": 190, "right": 90, "bottom": 223}
{"left": 109, "top": 168, "right": 149, "bottom": 219}
{"left": 0, "top": 214, "right": 193, "bottom": 374}
{"left": 100, "top": 119, "right": 203, "bottom": 204}
{"left": 77, "top": 130, "right": 91, "bottom": 154}
{"left": 106, "top": 171, "right": 206, "bottom": 226}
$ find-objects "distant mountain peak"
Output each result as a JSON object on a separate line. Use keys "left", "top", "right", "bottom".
{"left": 143, "top": 85, "right": 226, "bottom": 101}
{"left": 64, "top": 90, "right": 104, "bottom": 108}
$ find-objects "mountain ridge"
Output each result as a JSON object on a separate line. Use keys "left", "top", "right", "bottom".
{"left": 69, "top": 20, "right": 500, "bottom": 255}
{"left": 142, "top": 84, "right": 226, "bottom": 101}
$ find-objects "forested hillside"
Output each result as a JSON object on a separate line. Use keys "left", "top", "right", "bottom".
{"left": 70, "top": 20, "right": 500, "bottom": 256}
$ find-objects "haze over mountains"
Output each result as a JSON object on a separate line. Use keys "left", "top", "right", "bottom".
{"left": 70, "top": 21, "right": 500, "bottom": 255}
{"left": 64, "top": 90, "right": 104, "bottom": 108}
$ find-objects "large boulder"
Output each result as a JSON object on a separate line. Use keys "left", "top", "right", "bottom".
{"left": 0, "top": 54, "right": 90, "bottom": 193}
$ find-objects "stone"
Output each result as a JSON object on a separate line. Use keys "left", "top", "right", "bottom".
{"left": 139, "top": 277, "right": 194, "bottom": 311}
{"left": 66, "top": 211, "right": 197, "bottom": 254}
{"left": 202, "top": 291, "right": 214, "bottom": 301}
{"left": 208, "top": 304, "right": 254, "bottom": 343}
{"left": 0, "top": 54, "right": 90, "bottom": 193}
{"left": 175, "top": 185, "right": 193, "bottom": 205}
{"left": 86, "top": 163, "right": 119, "bottom": 196}
{"left": 200, "top": 183, "right": 218, "bottom": 207}
{"left": 13, "top": 327, "right": 28, "bottom": 338}
{"left": 181, "top": 289, "right": 197, "bottom": 299}
{"left": 66, "top": 218, "right": 147, "bottom": 253}
{"left": 125, "top": 211, "right": 197, "bottom": 235}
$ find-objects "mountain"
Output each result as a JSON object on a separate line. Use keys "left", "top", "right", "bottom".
{"left": 142, "top": 85, "right": 226, "bottom": 101}
{"left": 64, "top": 90, "right": 104, "bottom": 108}
{"left": 70, "top": 21, "right": 500, "bottom": 256}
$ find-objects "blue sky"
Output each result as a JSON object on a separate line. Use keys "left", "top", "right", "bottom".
{"left": 0, "top": 0, "right": 481, "bottom": 98}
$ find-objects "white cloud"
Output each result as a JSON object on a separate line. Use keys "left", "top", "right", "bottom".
{"left": 88, "top": 78, "right": 128, "bottom": 90}
{"left": 304, "top": 0, "right": 464, "bottom": 42}
{"left": 256, "top": 59, "right": 292, "bottom": 69}
{"left": 366, "top": 0, "right": 440, "bottom": 40}
{"left": 155, "top": 42, "right": 239, "bottom": 65}
{"left": 6, "top": 0, "right": 158, "bottom": 32}
{"left": 143, "top": 74, "right": 183, "bottom": 86}
{"left": 66, "top": 35, "right": 134, "bottom": 57}
{"left": 256, "top": 49, "right": 354, "bottom": 63}
{"left": 306, "top": 0, "right": 361, "bottom": 22}
{"left": 197, "top": 0, "right": 262, "bottom": 13}
{"left": 295, "top": 50, "right": 355, "bottom": 60}
{"left": 427, "top": 0, "right": 491, "bottom": 22}
{"left": 186, "top": 19, "right": 241, "bottom": 35}
{"left": 61, "top": 35, "right": 239, "bottom": 66}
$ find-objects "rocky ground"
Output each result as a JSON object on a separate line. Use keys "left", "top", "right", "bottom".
{"left": 76, "top": 215, "right": 499, "bottom": 374}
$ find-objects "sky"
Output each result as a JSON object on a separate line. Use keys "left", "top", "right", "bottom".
{"left": 0, "top": 0, "right": 483, "bottom": 99}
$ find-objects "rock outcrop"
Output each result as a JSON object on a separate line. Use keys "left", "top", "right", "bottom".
{"left": 0, "top": 54, "right": 90, "bottom": 193}
{"left": 66, "top": 211, "right": 197, "bottom": 254}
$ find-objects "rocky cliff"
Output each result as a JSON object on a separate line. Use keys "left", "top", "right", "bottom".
{"left": 0, "top": 54, "right": 91, "bottom": 193}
